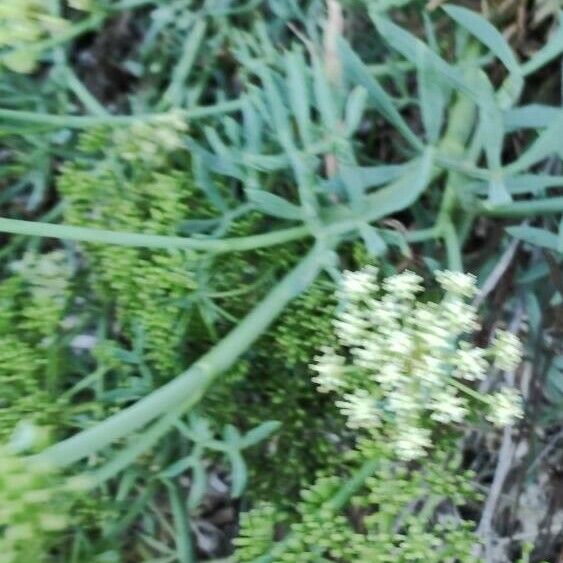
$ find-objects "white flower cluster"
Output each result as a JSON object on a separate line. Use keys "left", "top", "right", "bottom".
{"left": 0, "top": 1, "right": 92, "bottom": 73}
{"left": 115, "top": 112, "right": 188, "bottom": 163}
{"left": 486, "top": 388, "right": 524, "bottom": 427}
{"left": 310, "top": 267, "right": 525, "bottom": 461}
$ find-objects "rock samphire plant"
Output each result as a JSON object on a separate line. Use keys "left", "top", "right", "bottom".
{"left": 0, "top": 1, "right": 561, "bottom": 560}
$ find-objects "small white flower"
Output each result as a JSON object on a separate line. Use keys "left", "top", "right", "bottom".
{"left": 441, "top": 298, "right": 479, "bottom": 334}
{"left": 351, "top": 338, "right": 386, "bottom": 370}
{"left": 340, "top": 267, "right": 379, "bottom": 300}
{"left": 394, "top": 426, "right": 431, "bottom": 460}
{"left": 388, "top": 390, "right": 419, "bottom": 416}
{"left": 492, "top": 329, "right": 523, "bottom": 372}
{"left": 383, "top": 270, "right": 423, "bottom": 300}
{"left": 367, "top": 298, "right": 401, "bottom": 327}
{"left": 385, "top": 329, "right": 414, "bottom": 356}
{"left": 435, "top": 271, "right": 478, "bottom": 298}
{"left": 335, "top": 390, "right": 380, "bottom": 429}
{"left": 453, "top": 342, "right": 489, "bottom": 381}
{"left": 311, "top": 346, "right": 347, "bottom": 393}
{"left": 430, "top": 390, "right": 468, "bottom": 423}
{"left": 411, "top": 354, "right": 446, "bottom": 386}
{"left": 486, "top": 388, "right": 523, "bottom": 427}
{"left": 333, "top": 309, "right": 371, "bottom": 345}
{"left": 372, "top": 362, "right": 404, "bottom": 388}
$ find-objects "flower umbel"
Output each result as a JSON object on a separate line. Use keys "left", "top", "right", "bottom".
{"left": 486, "top": 388, "right": 524, "bottom": 427}
{"left": 310, "top": 268, "right": 524, "bottom": 461}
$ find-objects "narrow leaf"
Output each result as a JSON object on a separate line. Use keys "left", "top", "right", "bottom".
{"left": 443, "top": 5, "right": 520, "bottom": 73}
{"left": 506, "top": 225, "right": 560, "bottom": 251}
{"left": 285, "top": 50, "right": 313, "bottom": 146}
{"left": 338, "top": 37, "right": 422, "bottom": 150}
{"left": 508, "top": 111, "right": 563, "bottom": 173}
{"left": 240, "top": 421, "right": 281, "bottom": 449}
{"left": 228, "top": 450, "right": 248, "bottom": 498}
{"left": 360, "top": 225, "right": 387, "bottom": 256}
{"left": 360, "top": 148, "right": 435, "bottom": 222}
{"left": 487, "top": 176, "right": 512, "bottom": 205}
{"left": 521, "top": 13, "right": 563, "bottom": 75}
{"left": 246, "top": 189, "right": 303, "bottom": 221}
{"left": 504, "top": 105, "right": 562, "bottom": 131}
{"left": 345, "top": 86, "right": 368, "bottom": 135}
{"left": 417, "top": 48, "right": 448, "bottom": 143}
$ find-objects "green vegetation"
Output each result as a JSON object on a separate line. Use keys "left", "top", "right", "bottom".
{"left": 0, "top": 1, "right": 562, "bottom": 561}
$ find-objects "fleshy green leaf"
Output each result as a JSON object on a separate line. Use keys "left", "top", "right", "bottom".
{"left": 338, "top": 36, "right": 422, "bottom": 150}
{"left": 360, "top": 224, "right": 387, "bottom": 256}
{"left": 417, "top": 47, "right": 448, "bottom": 143}
{"left": 240, "top": 421, "right": 281, "bottom": 449}
{"left": 246, "top": 189, "right": 303, "bottom": 220}
{"left": 443, "top": 5, "right": 520, "bottom": 74}
{"left": 345, "top": 85, "right": 368, "bottom": 135}
{"left": 506, "top": 225, "right": 560, "bottom": 251}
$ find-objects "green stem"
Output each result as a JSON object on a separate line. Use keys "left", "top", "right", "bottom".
{"left": 87, "top": 403, "right": 189, "bottom": 486}
{"left": 0, "top": 99, "right": 245, "bottom": 129}
{"left": 435, "top": 68, "right": 480, "bottom": 271}
{"left": 481, "top": 197, "right": 563, "bottom": 218}
{"left": 64, "top": 67, "right": 108, "bottom": 116}
{"left": 36, "top": 246, "right": 328, "bottom": 467}
{"left": 442, "top": 220, "right": 463, "bottom": 271}
{"left": 5, "top": 14, "right": 104, "bottom": 59}
{"left": 0, "top": 217, "right": 309, "bottom": 254}
{"left": 165, "top": 481, "right": 195, "bottom": 563}
{"left": 328, "top": 457, "right": 380, "bottom": 510}
{"left": 160, "top": 19, "right": 207, "bottom": 109}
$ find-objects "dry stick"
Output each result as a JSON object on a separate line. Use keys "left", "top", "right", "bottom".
{"left": 473, "top": 239, "right": 520, "bottom": 308}
{"left": 323, "top": 0, "right": 344, "bottom": 179}
{"left": 475, "top": 306, "right": 525, "bottom": 561}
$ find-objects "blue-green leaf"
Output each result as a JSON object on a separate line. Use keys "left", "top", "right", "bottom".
{"left": 506, "top": 225, "right": 560, "bottom": 251}
{"left": 443, "top": 5, "right": 520, "bottom": 74}
{"left": 228, "top": 450, "right": 247, "bottom": 498}
{"left": 360, "top": 224, "right": 387, "bottom": 256}
{"left": 187, "top": 461, "right": 208, "bottom": 509}
{"left": 504, "top": 105, "right": 562, "bottom": 131}
{"left": 285, "top": 49, "right": 313, "bottom": 146}
{"left": 361, "top": 148, "right": 435, "bottom": 221}
{"left": 521, "top": 13, "right": 563, "bottom": 75}
{"left": 246, "top": 189, "right": 303, "bottom": 221}
{"left": 161, "top": 455, "right": 195, "bottom": 479}
{"left": 240, "top": 421, "right": 281, "bottom": 449}
{"left": 345, "top": 86, "right": 368, "bottom": 135}
{"left": 417, "top": 48, "right": 448, "bottom": 143}
{"left": 488, "top": 176, "right": 512, "bottom": 206}
{"left": 508, "top": 111, "right": 563, "bottom": 173}
{"left": 337, "top": 37, "right": 422, "bottom": 150}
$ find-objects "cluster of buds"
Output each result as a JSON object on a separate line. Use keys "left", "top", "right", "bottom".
{"left": 311, "top": 267, "right": 524, "bottom": 461}
{"left": 0, "top": 1, "right": 92, "bottom": 73}
{"left": 0, "top": 447, "right": 67, "bottom": 562}
{"left": 114, "top": 111, "right": 188, "bottom": 164}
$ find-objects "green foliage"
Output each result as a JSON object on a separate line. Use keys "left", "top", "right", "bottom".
{"left": 0, "top": 447, "right": 70, "bottom": 562}
{"left": 58, "top": 123, "right": 204, "bottom": 374}
{"left": 236, "top": 447, "right": 479, "bottom": 562}
{"left": 0, "top": 251, "right": 71, "bottom": 439}
{"left": 0, "top": 0, "right": 562, "bottom": 561}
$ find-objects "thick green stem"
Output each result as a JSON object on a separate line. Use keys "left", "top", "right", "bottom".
{"left": 0, "top": 217, "right": 309, "bottom": 254}
{"left": 0, "top": 99, "right": 245, "bottom": 129}
{"left": 481, "top": 197, "right": 563, "bottom": 217}
{"left": 36, "top": 246, "right": 328, "bottom": 467}
{"left": 435, "top": 79, "right": 479, "bottom": 271}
